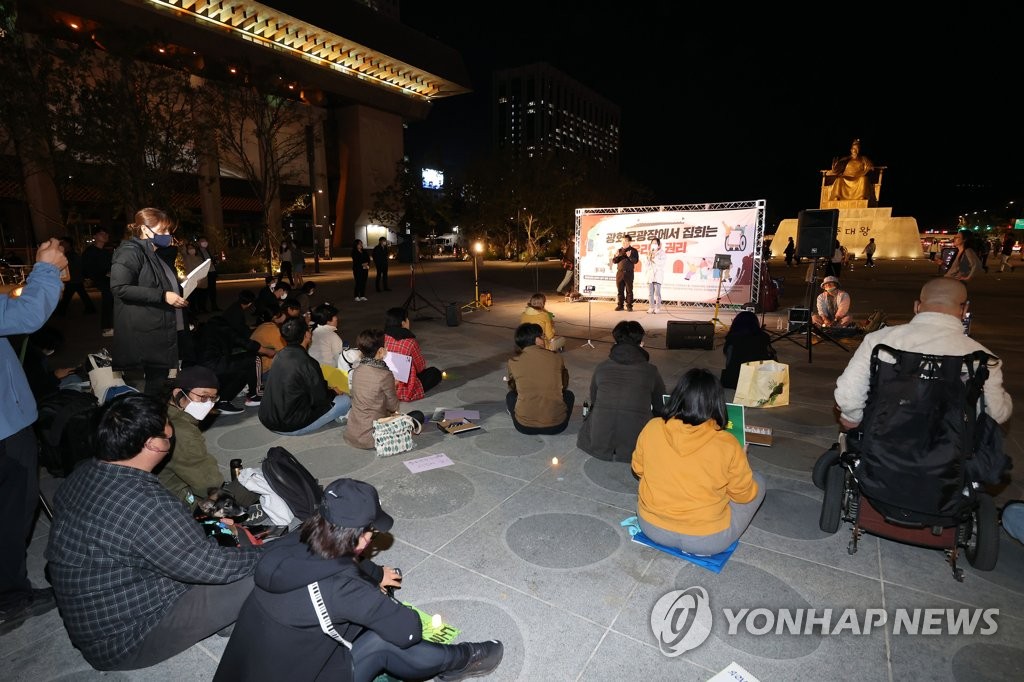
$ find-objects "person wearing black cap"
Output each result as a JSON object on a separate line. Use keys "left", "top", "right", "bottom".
{"left": 160, "top": 366, "right": 257, "bottom": 511}
{"left": 216, "top": 478, "right": 504, "bottom": 682}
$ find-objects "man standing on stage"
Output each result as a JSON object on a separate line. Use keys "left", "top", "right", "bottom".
{"left": 612, "top": 234, "right": 639, "bottom": 312}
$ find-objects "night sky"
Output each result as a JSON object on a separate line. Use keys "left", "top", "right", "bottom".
{"left": 399, "top": 3, "right": 1021, "bottom": 232}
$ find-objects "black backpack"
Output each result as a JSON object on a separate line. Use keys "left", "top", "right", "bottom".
{"left": 856, "top": 344, "right": 992, "bottom": 522}
{"left": 35, "top": 389, "right": 100, "bottom": 477}
{"left": 261, "top": 446, "right": 323, "bottom": 522}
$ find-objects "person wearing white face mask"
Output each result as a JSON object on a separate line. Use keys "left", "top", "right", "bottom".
{"left": 646, "top": 238, "right": 666, "bottom": 314}
{"left": 159, "top": 366, "right": 255, "bottom": 510}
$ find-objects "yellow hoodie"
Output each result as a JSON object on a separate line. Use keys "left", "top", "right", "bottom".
{"left": 632, "top": 417, "right": 758, "bottom": 536}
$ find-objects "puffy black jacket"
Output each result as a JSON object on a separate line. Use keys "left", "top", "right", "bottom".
{"left": 258, "top": 344, "right": 334, "bottom": 432}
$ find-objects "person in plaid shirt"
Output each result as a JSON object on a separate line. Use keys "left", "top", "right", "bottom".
{"left": 45, "top": 393, "right": 261, "bottom": 670}
{"left": 383, "top": 307, "right": 441, "bottom": 402}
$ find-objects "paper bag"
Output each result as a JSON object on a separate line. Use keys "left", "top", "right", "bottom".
{"left": 732, "top": 360, "right": 790, "bottom": 408}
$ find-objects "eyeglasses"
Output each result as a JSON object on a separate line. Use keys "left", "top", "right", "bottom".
{"left": 366, "top": 527, "right": 380, "bottom": 537}
{"left": 187, "top": 390, "right": 219, "bottom": 403}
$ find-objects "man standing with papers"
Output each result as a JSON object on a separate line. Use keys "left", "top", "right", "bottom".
{"left": 383, "top": 307, "right": 441, "bottom": 402}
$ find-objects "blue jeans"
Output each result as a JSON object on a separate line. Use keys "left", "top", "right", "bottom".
{"left": 274, "top": 394, "right": 351, "bottom": 436}
{"left": 1003, "top": 502, "right": 1024, "bottom": 544}
{"left": 648, "top": 281, "right": 662, "bottom": 308}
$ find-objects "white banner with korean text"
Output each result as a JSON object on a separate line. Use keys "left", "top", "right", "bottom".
{"left": 575, "top": 201, "right": 765, "bottom": 306}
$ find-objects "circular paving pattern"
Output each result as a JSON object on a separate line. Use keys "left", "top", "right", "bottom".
{"left": 750, "top": 489, "right": 833, "bottom": 540}
{"left": 748, "top": 436, "right": 832, "bottom": 475}
{"left": 474, "top": 430, "right": 545, "bottom": 457}
{"left": 419, "top": 598, "right": 523, "bottom": 678}
{"left": 952, "top": 643, "right": 1023, "bottom": 680}
{"left": 704, "top": 561, "right": 821, "bottom": 658}
{"left": 582, "top": 457, "right": 638, "bottom": 495}
{"left": 506, "top": 513, "right": 619, "bottom": 568}
{"left": 378, "top": 469, "right": 474, "bottom": 518}
{"left": 215, "top": 424, "right": 280, "bottom": 451}
{"left": 295, "top": 445, "right": 376, "bottom": 477}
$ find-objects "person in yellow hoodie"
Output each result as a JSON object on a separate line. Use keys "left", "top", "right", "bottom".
{"left": 632, "top": 368, "right": 765, "bottom": 555}
{"left": 519, "top": 293, "right": 564, "bottom": 351}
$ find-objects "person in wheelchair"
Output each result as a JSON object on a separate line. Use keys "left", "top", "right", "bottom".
{"left": 833, "top": 278, "right": 1010, "bottom": 431}
{"left": 816, "top": 278, "right": 1011, "bottom": 578}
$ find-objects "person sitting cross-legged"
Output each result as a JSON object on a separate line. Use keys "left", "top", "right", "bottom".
{"left": 632, "top": 368, "right": 766, "bottom": 556}
{"left": 214, "top": 478, "right": 503, "bottom": 682}
{"left": 383, "top": 307, "right": 441, "bottom": 402}
{"left": 811, "top": 276, "right": 855, "bottom": 328}
{"left": 577, "top": 320, "right": 665, "bottom": 461}
{"left": 158, "top": 366, "right": 259, "bottom": 511}
{"left": 258, "top": 317, "right": 352, "bottom": 436}
{"left": 344, "top": 328, "right": 425, "bottom": 450}
{"left": 506, "top": 322, "right": 574, "bottom": 435}
{"left": 45, "top": 393, "right": 261, "bottom": 671}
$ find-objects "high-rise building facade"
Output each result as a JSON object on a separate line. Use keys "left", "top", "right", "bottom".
{"left": 493, "top": 62, "right": 620, "bottom": 169}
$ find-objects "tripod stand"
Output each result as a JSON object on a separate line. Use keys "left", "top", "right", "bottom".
{"left": 581, "top": 292, "right": 595, "bottom": 349}
{"left": 462, "top": 250, "right": 489, "bottom": 313}
{"left": 772, "top": 258, "right": 849, "bottom": 363}
{"left": 402, "top": 261, "right": 443, "bottom": 320}
{"left": 708, "top": 255, "right": 732, "bottom": 332}
{"left": 709, "top": 274, "right": 729, "bottom": 332}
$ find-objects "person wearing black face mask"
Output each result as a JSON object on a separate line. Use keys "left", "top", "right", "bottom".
{"left": 110, "top": 208, "right": 190, "bottom": 398}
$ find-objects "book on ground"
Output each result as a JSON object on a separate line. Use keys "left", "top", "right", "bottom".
{"left": 436, "top": 419, "right": 481, "bottom": 435}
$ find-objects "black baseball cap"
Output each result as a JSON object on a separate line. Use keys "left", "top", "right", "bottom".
{"left": 321, "top": 478, "right": 394, "bottom": 532}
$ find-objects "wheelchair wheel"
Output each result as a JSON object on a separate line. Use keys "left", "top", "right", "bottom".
{"left": 812, "top": 445, "right": 840, "bottom": 491}
{"left": 965, "top": 494, "right": 999, "bottom": 571}
{"left": 819, "top": 465, "right": 845, "bottom": 533}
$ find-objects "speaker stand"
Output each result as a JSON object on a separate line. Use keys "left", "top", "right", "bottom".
{"left": 402, "top": 262, "right": 443, "bottom": 320}
{"left": 581, "top": 297, "right": 595, "bottom": 349}
{"left": 708, "top": 274, "right": 729, "bottom": 332}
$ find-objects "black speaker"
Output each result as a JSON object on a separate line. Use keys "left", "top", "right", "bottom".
{"left": 445, "top": 302, "right": 462, "bottom": 327}
{"left": 666, "top": 321, "right": 715, "bottom": 350}
{"left": 796, "top": 209, "right": 839, "bottom": 259}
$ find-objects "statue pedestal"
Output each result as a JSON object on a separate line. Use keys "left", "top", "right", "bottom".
{"left": 775, "top": 206, "right": 922, "bottom": 260}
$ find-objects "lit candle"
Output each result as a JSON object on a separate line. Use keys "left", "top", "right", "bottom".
{"left": 551, "top": 457, "right": 559, "bottom": 465}
{"left": 442, "top": 371, "right": 448, "bottom": 379}
{"left": 431, "top": 613, "right": 443, "bottom": 628}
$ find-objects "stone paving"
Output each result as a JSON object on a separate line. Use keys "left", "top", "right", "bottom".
{"left": 5, "top": 257, "right": 1022, "bottom": 681}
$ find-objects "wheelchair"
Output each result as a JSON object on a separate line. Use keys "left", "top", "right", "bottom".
{"left": 816, "top": 344, "right": 1002, "bottom": 582}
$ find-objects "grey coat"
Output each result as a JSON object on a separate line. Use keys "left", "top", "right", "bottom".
{"left": 576, "top": 343, "right": 665, "bottom": 462}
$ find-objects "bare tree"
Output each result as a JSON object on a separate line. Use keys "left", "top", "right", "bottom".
{"left": 204, "top": 79, "right": 312, "bottom": 274}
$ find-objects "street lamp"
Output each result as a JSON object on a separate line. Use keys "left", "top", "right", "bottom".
{"left": 462, "top": 241, "right": 489, "bottom": 312}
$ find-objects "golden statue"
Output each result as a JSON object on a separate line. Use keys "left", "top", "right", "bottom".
{"left": 826, "top": 139, "right": 875, "bottom": 201}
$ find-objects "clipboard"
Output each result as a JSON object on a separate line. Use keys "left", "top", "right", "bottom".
{"left": 181, "top": 258, "right": 211, "bottom": 299}
{"left": 384, "top": 351, "right": 412, "bottom": 383}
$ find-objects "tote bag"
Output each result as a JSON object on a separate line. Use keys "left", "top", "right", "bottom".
{"left": 372, "top": 414, "right": 422, "bottom": 457}
{"left": 733, "top": 360, "right": 790, "bottom": 408}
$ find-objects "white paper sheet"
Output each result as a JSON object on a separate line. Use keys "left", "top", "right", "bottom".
{"left": 181, "top": 258, "right": 211, "bottom": 299}
{"left": 384, "top": 351, "right": 412, "bottom": 383}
